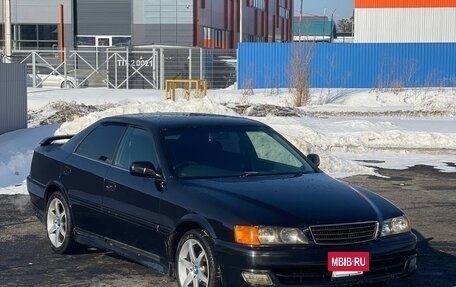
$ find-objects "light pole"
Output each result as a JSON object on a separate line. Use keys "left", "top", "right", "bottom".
{"left": 239, "top": 0, "right": 243, "bottom": 43}
{"left": 2, "top": 0, "right": 12, "bottom": 63}
{"left": 299, "top": 0, "right": 303, "bottom": 42}
{"left": 330, "top": 9, "right": 336, "bottom": 43}
{"left": 58, "top": 0, "right": 65, "bottom": 63}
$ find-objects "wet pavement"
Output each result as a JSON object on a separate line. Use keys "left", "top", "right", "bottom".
{"left": 0, "top": 165, "right": 455, "bottom": 287}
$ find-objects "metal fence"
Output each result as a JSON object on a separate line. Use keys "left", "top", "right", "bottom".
{"left": 0, "top": 63, "right": 27, "bottom": 134}
{"left": 238, "top": 42, "right": 456, "bottom": 89}
{"left": 10, "top": 46, "right": 237, "bottom": 90}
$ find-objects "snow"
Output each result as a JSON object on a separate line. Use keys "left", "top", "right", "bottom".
{"left": 1, "top": 87, "right": 455, "bottom": 195}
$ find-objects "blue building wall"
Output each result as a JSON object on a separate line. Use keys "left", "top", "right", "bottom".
{"left": 238, "top": 43, "right": 456, "bottom": 89}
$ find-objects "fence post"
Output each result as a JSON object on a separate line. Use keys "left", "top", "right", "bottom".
{"left": 126, "top": 47, "right": 130, "bottom": 89}
{"left": 153, "top": 48, "right": 157, "bottom": 88}
{"left": 95, "top": 46, "right": 99, "bottom": 70}
{"left": 189, "top": 48, "right": 192, "bottom": 80}
{"left": 106, "top": 48, "right": 109, "bottom": 88}
{"left": 160, "top": 48, "right": 164, "bottom": 90}
{"left": 200, "top": 48, "right": 203, "bottom": 80}
{"left": 32, "top": 52, "right": 37, "bottom": 88}
{"left": 114, "top": 52, "right": 118, "bottom": 89}
{"left": 236, "top": 48, "right": 239, "bottom": 89}
{"left": 74, "top": 49, "right": 78, "bottom": 87}
{"left": 64, "top": 49, "right": 67, "bottom": 87}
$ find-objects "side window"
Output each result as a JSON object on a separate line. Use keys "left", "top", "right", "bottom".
{"left": 115, "top": 127, "right": 158, "bottom": 169}
{"left": 75, "top": 124, "right": 126, "bottom": 163}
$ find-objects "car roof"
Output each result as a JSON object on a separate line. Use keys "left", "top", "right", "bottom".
{"left": 99, "top": 113, "right": 265, "bottom": 129}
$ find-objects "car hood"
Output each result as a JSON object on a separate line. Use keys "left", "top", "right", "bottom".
{"left": 178, "top": 173, "right": 403, "bottom": 227}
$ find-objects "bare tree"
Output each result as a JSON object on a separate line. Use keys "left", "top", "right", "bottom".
{"left": 337, "top": 16, "right": 354, "bottom": 33}
{"left": 290, "top": 44, "right": 313, "bottom": 107}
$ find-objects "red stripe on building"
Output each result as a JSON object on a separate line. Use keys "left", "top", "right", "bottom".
{"left": 224, "top": 0, "right": 228, "bottom": 29}
{"left": 355, "top": 0, "right": 456, "bottom": 8}
{"left": 254, "top": 9, "right": 258, "bottom": 35}
{"left": 230, "top": 0, "right": 234, "bottom": 48}
{"left": 193, "top": 0, "right": 198, "bottom": 46}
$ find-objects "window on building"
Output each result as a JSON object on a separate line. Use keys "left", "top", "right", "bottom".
{"left": 76, "top": 35, "right": 131, "bottom": 47}
{"left": 279, "top": 6, "right": 290, "bottom": 19}
{"left": 12, "top": 24, "right": 57, "bottom": 50}
{"left": 0, "top": 24, "right": 3, "bottom": 47}
{"left": 249, "top": 0, "right": 265, "bottom": 10}
{"left": 112, "top": 36, "right": 131, "bottom": 47}
{"left": 76, "top": 36, "right": 96, "bottom": 46}
{"left": 202, "top": 26, "right": 229, "bottom": 48}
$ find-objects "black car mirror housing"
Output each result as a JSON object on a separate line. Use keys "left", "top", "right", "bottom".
{"left": 307, "top": 154, "right": 320, "bottom": 168}
{"left": 130, "top": 161, "right": 159, "bottom": 178}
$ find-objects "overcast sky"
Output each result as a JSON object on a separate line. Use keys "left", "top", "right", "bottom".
{"left": 293, "top": 0, "right": 354, "bottom": 20}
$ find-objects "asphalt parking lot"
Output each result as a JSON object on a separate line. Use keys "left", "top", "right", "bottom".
{"left": 0, "top": 165, "right": 455, "bottom": 287}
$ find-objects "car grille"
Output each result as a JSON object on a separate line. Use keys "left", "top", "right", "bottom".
{"left": 309, "top": 221, "right": 379, "bottom": 245}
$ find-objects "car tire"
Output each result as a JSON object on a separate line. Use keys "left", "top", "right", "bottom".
{"left": 61, "top": 81, "right": 75, "bottom": 89}
{"left": 45, "top": 192, "right": 78, "bottom": 254}
{"left": 176, "top": 229, "right": 221, "bottom": 287}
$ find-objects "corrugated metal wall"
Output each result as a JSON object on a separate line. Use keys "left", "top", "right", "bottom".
{"left": 75, "top": 0, "right": 131, "bottom": 36}
{"left": 238, "top": 42, "right": 456, "bottom": 89}
{"left": 0, "top": 63, "right": 27, "bottom": 135}
{"left": 355, "top": 8, "right": 456, "bottom": 43}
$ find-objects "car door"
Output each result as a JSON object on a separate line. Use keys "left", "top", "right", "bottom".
{"left": 62, "top": 123, "right": 126, "bottom": 236}
{"left": 103, "top": 126, "right": 167, "bottom": 257}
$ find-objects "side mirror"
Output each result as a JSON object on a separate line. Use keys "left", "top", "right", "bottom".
{"left": 307, "top": 154, "right": 320, "bottom": 168}
{"left": 130, "top": 161, "right": 159, "bottom": 178}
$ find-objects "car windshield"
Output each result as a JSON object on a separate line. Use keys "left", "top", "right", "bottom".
{"left": 161, "top": 126, "right": 316, "bottom": 179}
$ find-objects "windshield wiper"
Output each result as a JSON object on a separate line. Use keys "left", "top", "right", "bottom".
{"left": 239, "top": 171, "right": 261, "bottom": 177}
{"left": 240, "top": 170, "right": 310, "bottom": 178}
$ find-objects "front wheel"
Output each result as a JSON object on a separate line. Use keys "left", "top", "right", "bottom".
{"left": 176, "top": 229, "right": 220, "bottom": 287}
{"left": 46, "top": 192, "right": 77, "bottom": 254}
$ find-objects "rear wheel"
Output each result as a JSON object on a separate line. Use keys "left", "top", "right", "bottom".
{"left": 46, "top": 192, "right": 77, "bottom": 254}
{"left": 61, "top": 81, "right": 75, "bottom": 88}
{"left": 176, "top": 229, "right": 220, "bottom": 287}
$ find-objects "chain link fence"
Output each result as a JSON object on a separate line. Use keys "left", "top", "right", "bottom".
{"left": 10, "top": 46, "right": 237, "bottom": 90}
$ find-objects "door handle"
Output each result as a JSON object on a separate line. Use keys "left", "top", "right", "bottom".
{"left": 62, "top": 166, "right": 71, "bottom": 176}
{"left": 105, "top": 180, "right": 117, "bottom": 192}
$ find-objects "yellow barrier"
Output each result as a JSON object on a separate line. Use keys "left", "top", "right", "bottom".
{"left": 165, "top": 79, "right": 207, "bottom": 101}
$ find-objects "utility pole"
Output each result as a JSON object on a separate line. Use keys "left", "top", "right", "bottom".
{"left": 299, "top": 0, "right": 303, "bottom": 42}
{"left": 58, "top": 0, "right": 65, "bottom": 63}
{"left": 330, "top": 9, "right": 336, "bottom": 43}
{"left": 3, "top": 0, "right": 12, "bottom": 63}
{"left": 239, "top": 0, "right": 243, "bottom": 43}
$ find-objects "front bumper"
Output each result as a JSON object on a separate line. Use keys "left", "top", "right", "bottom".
{"left": 214, "top": 232, "right": 417, "bottom": 286}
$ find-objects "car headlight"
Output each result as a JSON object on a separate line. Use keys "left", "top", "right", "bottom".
{"left": 380, "top": 216, "right": 411, "bottom": 237}
{"left": 234, "top": 225, "right": 309, "bottom": 246}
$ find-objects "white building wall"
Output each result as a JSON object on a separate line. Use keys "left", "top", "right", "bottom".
{"left": 355, "top": 8, "right": 456, "bottom": 43}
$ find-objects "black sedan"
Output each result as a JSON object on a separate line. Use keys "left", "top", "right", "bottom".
{"left": 27, "top": 114, "right": 417, "bottom": 287}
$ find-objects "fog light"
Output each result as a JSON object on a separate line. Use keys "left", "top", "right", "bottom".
{"left": 242, "top": 271, "right": 273, "bottom": 286}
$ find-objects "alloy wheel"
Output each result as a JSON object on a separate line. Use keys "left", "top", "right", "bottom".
{"left": 46, "top": 198, "right": 67, "bottom": 248}
{"left": 177, "top": 238, "right": 210, "bottom": 287}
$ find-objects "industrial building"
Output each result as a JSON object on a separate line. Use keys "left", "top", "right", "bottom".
{"left": 0, "top": 0, "right": 293, "bottom": 50}
{"left": 292, "top": 16, "right": 337, "bottom": 42}
{"left": 354, "top": 0, "right": 456, "bottom": 43}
